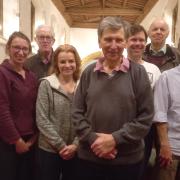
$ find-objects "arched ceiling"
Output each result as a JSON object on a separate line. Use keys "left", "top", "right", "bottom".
{"left": 52, "top": 0, "right": 159, "bottom": 28}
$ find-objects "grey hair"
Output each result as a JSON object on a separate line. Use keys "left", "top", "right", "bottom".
{"left": 35, "top": 25, "right": 55, "bottom": 38}
{"left": 97, "top": 16, "right": 130, "bottom": 39}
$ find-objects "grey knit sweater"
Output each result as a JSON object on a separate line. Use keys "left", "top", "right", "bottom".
{"left": 36, "top": 73, "right": 78, "bottom": 153}
{"left": 72, "top": 61, "right": 154, "bottom": 165}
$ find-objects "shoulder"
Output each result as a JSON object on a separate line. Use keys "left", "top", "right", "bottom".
{"left": 130, "top": 61, "right": 146, "bottom": 73}
{"left": 129, "top": 61, "right": 150, "bottom": 87}
{"left": 166, "top": 44, "right": 180, "bottom": 57}
{"left": 162, "top": 65, "right": 180, "bottom": 76}
{"left": 42, "top": 74, "right": 60, "bottom": 90}
{"left": 143, "top": 61, "right": 160, "bottom": 71}
{"left": 0, "top": 60, "right": 12, "bottom": 77}
{"left": 83, "top": 61, "right": 96, "bottom": 72}
{"left": 81, "top": 61, "right": 96, "bottom": 78}
{"left": 144, "top": 43, "right": 151, "bottom": 53}
{"left": 39, "top": 78, "right": 51, "bottom": 88}
{"left": 26, "top": 69, "right": 38, "bottom": 81}
{"left": 25, "top": 54, "right": 40, "bottom": 66}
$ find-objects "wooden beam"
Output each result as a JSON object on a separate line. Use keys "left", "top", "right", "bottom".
{"left": 66, "top": 8, "right": 142, "bottom": 16}
{"left": 136, "top": 0, "right": 158, "bottom": 23}
{"left": 51, "top": 0, "right": 72, "bottom": 26}
{"left": 80, "top": 0, "right": 85, "bottom": 6}
{"left": 102, "top": 0, "right": 105, "bottom": 8}
{"left": 123, "top": 0, "right": 128, "bottom": 8}
{"left": 72, "top": 22, "right": 99, "bottom": 29}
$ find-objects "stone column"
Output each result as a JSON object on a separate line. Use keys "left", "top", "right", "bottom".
{"left": 19, "top": 0, "right": 31, "bottom": 40}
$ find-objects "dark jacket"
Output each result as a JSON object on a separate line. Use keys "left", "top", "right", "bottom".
{"left": 143, "top": 44, "right": 180, "bottom": 72}
{"left": 25, "top": 51, "right": 53, "bottom": 80}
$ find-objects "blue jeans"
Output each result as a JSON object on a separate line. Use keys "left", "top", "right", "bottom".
{"left": 74, "top": 158, "right": 143, "bottom": 180}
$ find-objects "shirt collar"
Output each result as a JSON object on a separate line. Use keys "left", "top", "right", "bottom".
{"left": 94, "top": 56, "right": 130, "bottom": 73}
{"left": 150, "top": 44, "right": 166, "bottom": 54}
{"left": 38, "top": 49, "right": 53, "bottom": 64}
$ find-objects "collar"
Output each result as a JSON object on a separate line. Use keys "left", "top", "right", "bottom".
{"left": 2, "top": 59, "right": 29, "bottom": 73}
{"left": 38, "top": 49, "right": 53, "bottom": 64}
{"left": 94, "top": 56, "right": 130, "bottom": 73}
{"left": 150, "top": 44, "right": 166, "bottom": 54}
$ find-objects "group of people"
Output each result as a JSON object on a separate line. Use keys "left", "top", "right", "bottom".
{"left": 0, "top": 16, "right": 180, "bottom": 180}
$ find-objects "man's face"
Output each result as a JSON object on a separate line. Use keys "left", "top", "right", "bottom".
{"left": 126, "top": 31, "right": 146, "bottom": 60}
{"left": 35, "top": 27, "right": 55, "bottom": 53}
{"left": 99, "top": 28, "right": 126, "bottom": 62}
{"left": 148, "top": 20, "right": 169, "bottom": 46}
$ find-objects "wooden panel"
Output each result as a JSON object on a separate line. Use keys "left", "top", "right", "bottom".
{"left": 52, "top": 0, "right": 159, "bottom": 28}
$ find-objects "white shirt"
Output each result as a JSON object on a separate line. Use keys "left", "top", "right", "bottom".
{"left": 142, "top": 61, "right": 161, "bottom": 88}
{"left": 153, "top": 65, "right": 180, "bottom": 156}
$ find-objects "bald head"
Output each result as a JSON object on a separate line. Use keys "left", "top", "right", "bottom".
{"left": 148, "top": 18, "right": 169, "bottom": 50}
{"left": 149, "top": 18, "right": 169, "bottom": 32}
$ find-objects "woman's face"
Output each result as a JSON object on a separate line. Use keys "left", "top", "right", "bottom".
{"left": 8, "top": 37, "right": 30, "bottom": 66}
{"left": 57, "top": 51, "right": 76, "bottom": 78}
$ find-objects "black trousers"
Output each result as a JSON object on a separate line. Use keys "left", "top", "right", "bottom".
{"left": 0, "top": 140, "right": 36, "bottom": 180}
{"left": 74, "top": 158, "right": 143, "bottom": 180}
{"left": 37, "top": 148, "right": 77, "bottom": 180}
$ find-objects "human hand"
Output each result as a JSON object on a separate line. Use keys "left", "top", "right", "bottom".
{"left": 15, "top": 138, "right": 29, "bottom": 154}
{"left": 26, "top": 134, "right": 38, "bottom": 148}
{"left": 91, "top": 133, "right": 116, "bottom": 159}
{"left": 159, "top": 144, "right": 172, "bottom": 167}
{"left": 101, "top": 148, "right": 118, "bottom": 159}
{"left": 59, "top": 144, "right": 77, "bottom": 160}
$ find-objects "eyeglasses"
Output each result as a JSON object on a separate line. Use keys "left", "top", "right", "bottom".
{"left": 37, "top": 35, "right": 53, "bottom": 42}
{"left": 11, "top": 45, "right": 29, "bottom": 53}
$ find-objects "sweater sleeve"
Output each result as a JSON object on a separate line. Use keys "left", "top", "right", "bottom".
{"left": 0, "top": 71, "right": 20, "bottom": 144}
{"left": 36, "top": 80, "right": 66, "bottom": 151}
{"left": 112, "top": 64, "right": 154, "bottom": 145}
{"left": 72, "top": 65, "right": 97, "bottom": 145}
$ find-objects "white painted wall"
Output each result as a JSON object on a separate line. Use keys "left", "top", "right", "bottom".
{"left": 31, "top": 0, "right": 70, "bottom": 52}
{"left": 70, "top": 28, "right": 100, "bottom": 59}
{"left": 3, "top": 0, "right": 19, "bottom": 40}
{"left": 0, "top": 0, "right": 19, "bottom": 62}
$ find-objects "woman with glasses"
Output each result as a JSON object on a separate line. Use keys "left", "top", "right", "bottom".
{"left": 36, "top": 44, "right": 81, "bottom": 180}
{"left": 0, "top": 31, "right": 38, "bottom": 180}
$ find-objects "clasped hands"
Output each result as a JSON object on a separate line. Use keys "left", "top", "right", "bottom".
{"left": 91, "top": 133, "right": 117, "bottom": 160}
{"left": 59, "top": 144, "right": 77, "bottom": 160}
{"left": 15, "top": 134, "right": 37, "bottom": 154}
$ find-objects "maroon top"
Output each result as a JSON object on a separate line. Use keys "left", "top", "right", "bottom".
{"left": 0, "top": 59, "right": 38, "bottom": 144}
